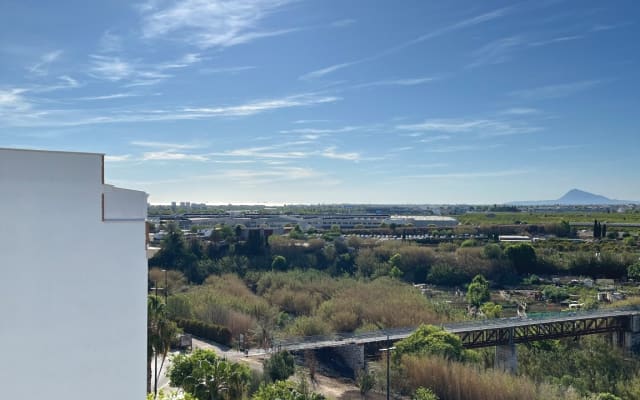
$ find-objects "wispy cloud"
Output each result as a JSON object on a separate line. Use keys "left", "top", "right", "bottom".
{"left": 293, "top": 119, "right": 332, "bottom": 124}
{"left": 467, "top": 36, "right": 522, "bottom": 68}
{"left": 140, "top": 0, "right": 297, "bottom": 48}
{"left": 532, "top": 144, "right": 585, "bottom": 152}
{"left": 142, "top": 151, "right": 208, "bottom": 161}
{"left": 353, "top": 77, "right": 436, "bottom": 89}
{"left": 131, "top": 141, "right": 203, "bottom": 150}
{"left": 217, "top": 144, "right": 309, "bottom": 160}
{"left": 500, "top": 107, "right": 540, "bottom": 115}
{"left": 397, "top": 119, "right": 536, "bottom": 136}
{"left": 0, "top": 88, "right": 31, "bottom": 112}
{"left": 529, "top": 35, "right": 583, "bottom": 47}
{"left": 200, "top": 65, "right": 256, "bottom": 74}
{"left": 424, "top": 143, "right": 503, "bottom": 153}
{"left": 280, "top": 125, "right": 361, "bottom": 135}
{"left": 29, "top": 75, "right": 81, "bottom": 93}
{"left": 89, "top": 53, "right": 202, "bottom": 85}
{"left": 300, "top": 61, "right": 360, "bottom": 80}
{"left": 1, "top": 92, "right": 339, "bottom": 128}
{"left": 28, "top": 50, "right": 63, "bottom": 76}
{"left": 183, "top": 93, "right": 339, "bottom": 117}
{"left": 89, "top": 55, "right": 135, "bottom": 81}
{"left": 590, "top": 23, "right": 630, "bottom": 33}
{"left": 105, "top": 154, "right": 132, "bottom": 162}
{"left": 419, "top": 135, "right": 451, "bottom": 143}
{"left": 321, "top": 146, "right": 360, "bottom": 161}
{"left": 331, "top": 19, "right": 356, "bottom": 28}
{"left": 158, "top": 53, "right": 203, "bottom": 69}
{"left": 300, "top": 7, "right": 512, "bottom": 79}
{"left": 76, "top": 92, "right": 145, "bottom": 101}
{"left": 511, "top": 80, "right": 602, "bottom": 100}
{"left": 406, "top": 169, "right": 528, "bottom": 179}
{"left": 221, "top": 166, "right": 322, "bottom": 184}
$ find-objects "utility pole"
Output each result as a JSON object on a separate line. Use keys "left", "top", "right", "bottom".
{"left": 153, "top": 280, "right": 159, "bottom": 399}
{"left": 380, "top": 335, "right": 395, "bottom": 400}
{"left": 162, "top": 269, "right": 168, "bottom": 303}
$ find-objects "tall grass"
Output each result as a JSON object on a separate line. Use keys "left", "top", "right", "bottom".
{"left": 399, "top": 355, "right": 582, "bottom": 400}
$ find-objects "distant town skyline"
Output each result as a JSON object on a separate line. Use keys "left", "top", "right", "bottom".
{"left": 1, "top": 1, "right": 639, "bottom": 204}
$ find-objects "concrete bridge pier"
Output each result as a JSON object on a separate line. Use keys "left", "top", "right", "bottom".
{"left": 495, "top": 328, "right": 517, "bottom": 374}
{"left": 334, "top": 343, "right": 365, "bottom": 375}
{"left": 619, "top": 314, "right": 640, "bottom": 351}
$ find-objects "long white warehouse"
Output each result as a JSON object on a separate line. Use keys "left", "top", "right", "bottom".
{"left": 0, "top": 148, "right": 148, "bottom": 399}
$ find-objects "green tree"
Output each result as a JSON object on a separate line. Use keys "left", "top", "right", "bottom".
{"left": 251, "top": 381, "right": 326, "bottom": 400}
{"left": 466, "top": 275, "right": 490, "bottom": 307}
{"left": 483, "top": 243, "right": 502, "bottom": 259}
{"left": 148, "top": 390, "right": 197, "bottom": 400}
{"left": 148, "top": 295, "right": 180, "bottom": 395}
{"left": 264, "top": 351, "right": 295, "bottom": 382}
{"left": 271, "top": 255, "right": 288, "bottom": 271}
{"left": 394, "top": 325, "right": 465, "bottom": 362}
{"left": 413, "top": 387, "right": 439, "bottom": 400}
{"left": 480, "top": 302, "right": 502, "bottom": 318}
{"left": 151, "top": 223, "right": 202, "bottom": 283}
{"left": 389, "top": 266, "right": 403, "bottom": 280}
{"left": 168, "top": 349, "right": 251, "bottom": 400}
{"left": 504, "top": 243, "right": 537, "bottom": 274}
{"left": 355, "top": 369, "right": 376, "bottom": 399}
{"left": 628, "top": 261, "right": 640, "bottom": 281}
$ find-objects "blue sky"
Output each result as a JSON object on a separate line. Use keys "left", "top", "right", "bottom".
{"left": 1, "top": 0, "right": 638, "bottom": 204}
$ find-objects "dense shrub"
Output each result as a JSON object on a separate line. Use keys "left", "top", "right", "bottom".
{"left": 264, "top": 351, "right": 295, "bottom": 382}
{"left": 174, "top": 318, "right": 232, "bottom": 346}
{"left": 541, "top": 286, "right": 569, "bottom": 303}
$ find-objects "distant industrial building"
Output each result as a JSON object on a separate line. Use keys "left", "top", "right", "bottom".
{"left": 153, "top": 213, "right": 459, "bottom": 232}
{"left": 385, "top": 215, "right": 459, "bottom": 227}
{"left": 0, "top": 148, "right": 147, "bottom": 400}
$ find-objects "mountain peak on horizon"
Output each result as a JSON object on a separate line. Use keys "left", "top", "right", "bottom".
{"left": 557, "top": 189, "right": 611, "bottom": 204}
{"left": 510, "top": 189, "right": 637, "bottom": 206}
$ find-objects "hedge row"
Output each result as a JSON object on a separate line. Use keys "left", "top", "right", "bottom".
{"left": 174, "top": 318, "right": 232, "bottom": 346}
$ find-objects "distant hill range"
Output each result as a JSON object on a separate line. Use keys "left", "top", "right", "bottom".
{"left": 509, "top": 189, "right": 639, "bottom": 206}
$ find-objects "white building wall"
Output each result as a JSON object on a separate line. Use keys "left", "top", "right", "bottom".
{"left": 0, "top": 148, "right": 147, "bottom": 399}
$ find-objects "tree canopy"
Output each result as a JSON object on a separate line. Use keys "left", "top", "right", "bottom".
{"left": 394, "top": 324, "right": 465, "bottom": 362}
{"left": 168, "top": 349, "right": 251, "bottom": 400}
{"left": 251, "top": 381, "right": 326, "bottom": 400}
{"left": 466, "top": 274, "right": 490, "bottom": 307}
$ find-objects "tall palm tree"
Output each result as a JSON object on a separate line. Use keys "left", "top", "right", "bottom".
{"left": 148, "top": 295, "right": 179, "bottom": 396}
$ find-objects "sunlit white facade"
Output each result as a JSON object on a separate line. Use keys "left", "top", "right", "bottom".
{"left": 0, "top": 148, "right": 147, "bottom": 399}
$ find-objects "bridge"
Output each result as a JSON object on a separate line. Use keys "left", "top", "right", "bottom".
{"left": 252, "top": 308, "right": 640, "bottom": 373}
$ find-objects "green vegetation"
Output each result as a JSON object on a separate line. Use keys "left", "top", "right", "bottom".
{"left": 629, "top": 261, "right": 640, "bottom": 281}
{"left": 147, "top": 295, "right": 179, "bottom": 394}
{"left": 518, "top": 336, "right": 640, "bottom": 398}
{"left": 466, "top": 275, "right": 490, "bottom": 307}
{"left": 394, "top": 325, "right": 468, "bottom": 362}
{"left": 147, "top": 390, "right": 196, "bottom": 400}
{"left": 413, "top": 387, "right": 439, "bottom": 400}
{"left": 174, "top": 318, "right": 232, "bottom": 346}
{"left": 147, "top": 216, "right": 640, "bottom": 398}
{"left": 168, "top": 349, "right": 251, "bottom": 400}
{"left": 457, "top": 211, "right": 640, "bottom": 225}
{"left": 355, "top": 369, "right": 376, "bottom": 399}
{"left": 396, "top": 355, "right": 581, "bottom": 400}
{"left": 251, "top": 381, "right": 326, "bottom": 400}
{"left": 264, "top": 351, "right": 295, "bottom": 382}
